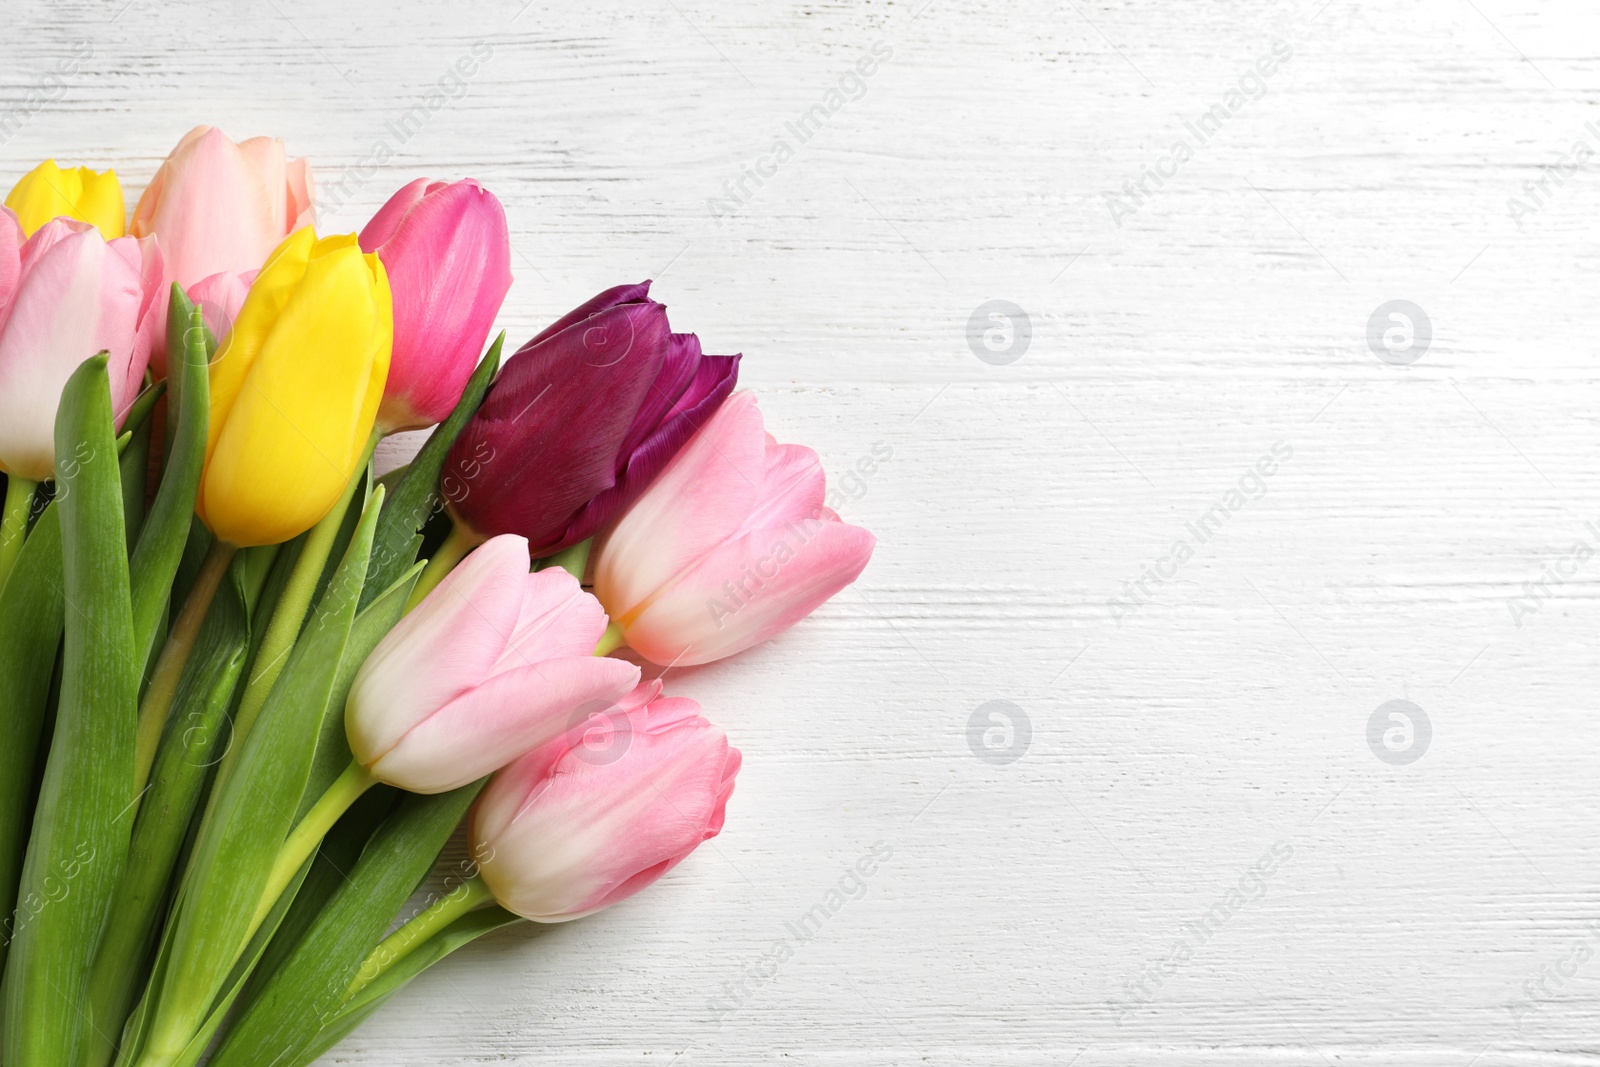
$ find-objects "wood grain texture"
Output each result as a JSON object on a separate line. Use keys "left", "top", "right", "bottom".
{"left": 6, "top": 0, "right": 1600, "bottom": 1062}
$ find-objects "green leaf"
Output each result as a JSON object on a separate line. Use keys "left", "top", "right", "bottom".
{"left": 361, "top": 332, "right": 502, "bottom": 609}
{"left": 120, "top": 377, "right": 166, "bottom": 444}
{"left": 2, "top": 355, "right": 139, "bottom": 1067}
{"left": 82, "top": 570, "right": 250, "bottom": 1067}
{"left": 0, "top": 502, "right": 64, "bottom": 982}
{"left": 296, "top": 560, "right": 422, "bottom": 824}
{"left": 287, "top": 907, "right": 524, "bottom": 1067}
{"left": 209, "top": 782, "right": 494, "bottom": 1067}
{"left": 118, "top": 380, "right": 163, "bottom": 550}
{"left": 129, "top": 293, "right": 211, "bottom": 692}
{"left": 132, "top": 486, "right": 384, "bottom": 1065}
{"left": 234, "top": 786, "right": 397, "bottom": 1014}
{"left": 160, "top": 285, "right": 216, "bottom": 463}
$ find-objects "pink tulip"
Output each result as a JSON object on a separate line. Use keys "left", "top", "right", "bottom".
{"left": 470, "top": 681, "right": 740, "bottom": 922}
{"left": 0, "top": 217, "right": 164, "bottom": 481}
{"left": 359, "top": 178, "right": 512, "bottom": 431}
{"left": 185, "top": 268, "right": 255, "bottom": 345}
{"left": 593, "top": 392, "right": 876, "bottom": 666}
{"left": 346, "top": 533, "right": 640, "bottom": 794}
{"left": 130, "top": 126, "right": 311, "bottom": 349}
{"left": 0, "top": 208, "right": 21, "bottom": 322}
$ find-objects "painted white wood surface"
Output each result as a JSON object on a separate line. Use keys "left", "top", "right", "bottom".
{"left": 7, "top": 0, "right": 1600, "bottom": 1062}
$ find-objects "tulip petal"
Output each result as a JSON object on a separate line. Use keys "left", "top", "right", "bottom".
{"left": 0, "top": 227, "right": 145, "bottom": 480}
{"left": 366, "top": 179, "right": 511, "bottom": 430}
{"left": 371, "top": 655, "right": 641, "bottom": 793}
{"left": 493, "top": 567, "right": 611, "bottom": 675}
{"left": 346, "top": 535, "right": 532, "bottom": 767}
{"left": 199, "top": 232, "right": 391, "bottom": 546}
{"left": 521, "top": 280, "right": 652, "bottom": 350}
{"left": 458, "top": 300, "right": 671, "bottom": 554}
{"left": 594, "top": 390, "right": 767, "bottom": 622}
{"left": 624, "top": 517, "right": 876, "bottom": 666}
{"left": 131, "top": 127, "right": 310, "bottom": 291}
{"left": 185, "top": 268, "right": 256, "bottom": 347}
{"left": 357, "top": 177, "right": 429, "bottom": 250}
{"left": 559, "top": 348, "right": 741, "bottom": 549}
{"left": 0, "top": 207, "right": 22, "bottom": 336}
{"left": 468, "top": 678, "right": 664, "bottom": 846}
{"left": 474, "top": 709, "right": 733, "bottom": 921}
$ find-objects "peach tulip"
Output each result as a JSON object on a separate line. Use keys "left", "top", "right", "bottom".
{"left": 130, "top": 126, "right": 312, "bottom": 295}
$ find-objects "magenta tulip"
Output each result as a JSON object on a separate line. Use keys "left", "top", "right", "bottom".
{"left": 0, "top": 217, "right": 164, "bottom": 481}
{"left": 359, "top": 178, "right": 512, "bottom": 432}
{"left": 470, "top": 681, "right": 740, "bottom": 922}
{"left": 593, "top": 391, "right": 875, "bottom": 666}
{"left": 443, "top": 281, "right": 740, "bottom": 558}
{"left": 346, "top": 533, "right": 640, "bottom": 794}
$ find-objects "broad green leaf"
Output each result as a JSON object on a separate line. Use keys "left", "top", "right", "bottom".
{"left": 209, "top": 781, "right": 491, "bottom": 1067}
{"left": 3, "top": 355, "right": 139, "bottom": 1067}
{"left": 132, "top": 487, "right": 383, "bottom": 1065}
{"left": 361, "top": 332, "right": 502, "bottom": 609}
{"left": 82, "top": 571, "right": 250, "bottom": 1067}
{"left": 0, "top": 502, "right": 64, "bottom": 982}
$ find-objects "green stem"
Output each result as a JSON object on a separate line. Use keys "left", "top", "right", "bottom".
{"left": 249, "top": 761, "right": 377, "bottom": 937}
{"left": 593, "top": 620, "right": 626, "bottom": 657}
{"left": 404, "top": 520, "right": 483, "bottom": 613}
{"left": 345, "top": 874, "right": 495, "bottom": 1000}
{"left": 133, "top": 539, "right": 237, "bottom": 792}
{"left": 228, "top": 432, "right": 379, "bottom": 755}
{"left": 0, "top": 476, "right": 37, "bottom": 593}
{"left": 541, "top": 537, "right": 592, "bottom": 581}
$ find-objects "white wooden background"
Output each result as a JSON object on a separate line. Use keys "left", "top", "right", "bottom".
{"left": 8, "top": 0, "right": 1600, "bottom": 1062}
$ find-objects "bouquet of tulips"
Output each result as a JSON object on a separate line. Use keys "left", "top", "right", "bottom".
{"left": 0, "top": 127, "right": 875, "bottom": 1067}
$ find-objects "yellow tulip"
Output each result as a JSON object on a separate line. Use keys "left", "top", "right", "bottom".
{"left": 4, "top": 160, "right": 125, "bottom": 238}
{"left": 198, "top": 228, "right": 392, "bottom": 547}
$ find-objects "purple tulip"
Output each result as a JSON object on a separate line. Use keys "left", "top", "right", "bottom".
{"left": 444, "top": 281, "right": 739, "bottom": 558}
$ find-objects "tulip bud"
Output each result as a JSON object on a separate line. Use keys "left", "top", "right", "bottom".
{"left": 359, "top": 178, "right": 512, "bottom": 432}
{"left": 0, "top": 218, "right": 163, "bottom": 481}
{"left": 197, "top": 228, "right": 390, "bottom": 548}
{"left": 470, "top": 681, "right": 739, "bottom": 922}
{"left": 346, "top": 534, "right": 640, "bottom": 794}
{"left": 593, "top": 391, "right": 875, "bottom": 666}
{"left": 443, "top": 281, "right": 739, "bottom": 557}
{"left": 5, "top": 160, "right": 125, "bottom": 239}
{"left": 130, "top": 126, "right": 313, "bottom": 290}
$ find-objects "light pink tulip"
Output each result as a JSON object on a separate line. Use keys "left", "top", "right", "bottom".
{"left": 346, "top": 533, "right": 640, "bottom": 794}
{"left": 470, "top": 681, "right": 740, "bottom": 922}
{"left": 593, "top": 391, "right": 876, "bottom": 666}
{"left": 359, "top": 178, "right": 512, "bottom": 431}
{"left": 0, "top": 208, "right": 21, "bottom": 324}
{"left": 185, "top": 268, "right": 256, "bottom": 345}
{"left": 130, "top": 125, "right": 312, "bottom": 301}
{"left": 0, "top": 217, "right": 163, "bottom": 481}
